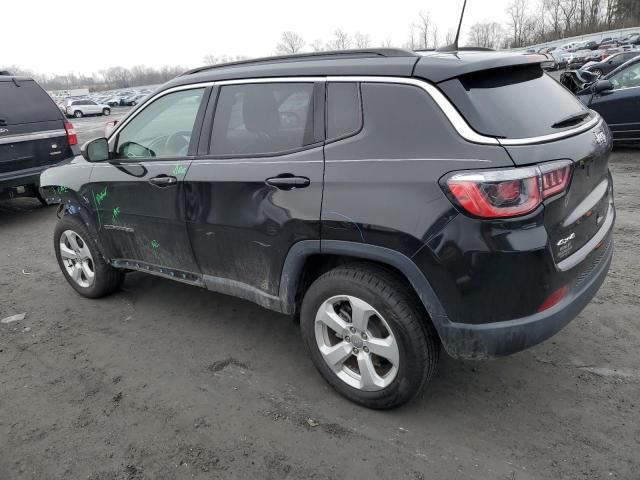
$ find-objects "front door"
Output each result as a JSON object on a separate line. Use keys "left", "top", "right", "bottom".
{"left": 590, "top": 61, "right": 640, "bottom": 142}
{"left": 89, "top": 87, "right": 209, "bottom": 276}
{"left": 184, "top": 81, "right": 324, "bottom": 297}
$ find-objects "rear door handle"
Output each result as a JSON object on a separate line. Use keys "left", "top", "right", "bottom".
{"left": 265, "top": 175, "right": 310, "bottom": 190}
{"left": 149, "top": 175, "right": 177, "bottom": 187}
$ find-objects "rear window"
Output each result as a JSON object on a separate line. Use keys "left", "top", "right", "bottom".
{"left": 0, "top": 79, "right": 62, "bottom": 126}
{"left": 439, "top": 65, "right": 590, "bottom": 139}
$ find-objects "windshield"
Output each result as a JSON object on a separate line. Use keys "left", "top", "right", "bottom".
{"left": 439, "top": 64, "right": 590, "bottom": 139}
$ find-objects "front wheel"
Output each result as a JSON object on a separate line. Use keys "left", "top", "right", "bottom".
{"left": 54, "top": 215, "right": 124, "bottom": 298}
{"left": 73, "top": 110, "right": 83, "bottom": 118}
{"left": 102, "top": 108, "right": 110, "bottom": 116}
{"left": 300, "top": 263, "right": 440, "bottom": 409}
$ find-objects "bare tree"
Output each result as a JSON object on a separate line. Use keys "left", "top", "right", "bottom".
{"left": 354, "top": 32, "right": 371, "bottom": 48}
{"left": 310, "top": 39, "right": 324, "bottom": 52}
{"left": 431, "top": 24, "right": 439, "bottom": 49}
{"left": 202, "top": 54, "right": 247, "bottom": 65}
{"left": 506, "top": 0, "right": 529, "bottom": 47}
{"left": 415, "top": 11, "right": 432, "bottom": 49}
{"left": 444, "top": 28, "right": 456, "bottom": 46}
{"left": 276, "top": 31, "right": 305, "bottom": 55}
{"left": 380, "top": 37, "right": 394, "bottom": 48}
{"left": 467, "top": 22, "right": 504, "bottom": 49}
{"left": 326, "top": 29, "right": 352, "bottom": 50}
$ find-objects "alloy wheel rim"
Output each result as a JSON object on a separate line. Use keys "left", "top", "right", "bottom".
{"left": 59, "top": 230, "right": 95, "bottom": 288}
{"left": 314, "top": 295, "right": 400, "bottom": 391}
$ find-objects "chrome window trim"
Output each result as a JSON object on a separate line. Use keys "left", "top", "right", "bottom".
{"left": 110, "top": 76, "right": 602, "bottom": 148}
{"left": 0, "top": 129, "right": 66, "bottom": 145}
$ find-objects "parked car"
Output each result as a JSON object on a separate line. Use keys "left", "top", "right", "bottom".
{"left": 582, "top": 50, "right": 640, "bottom": 77}
{"left": 566, "top": 50, "right": 592, "bottom": 69}
{"left": 63, "top": 99, "right": 111, "bottom": 118}
{"left": 583, "top": 41, "right": 599, "bottom": 50}
{"left": 0, "top": 73, "right": 77, "bottom": 203}
{"left": 576, "top": 56, "right": 640, "bottom": 144}
{"left": 620, "top": 34, "right": 640, "bottom": 46}
{"left": 40, "top": 49, "right": 615, "bottom": 409}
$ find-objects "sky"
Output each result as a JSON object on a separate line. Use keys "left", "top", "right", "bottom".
{"left": 4, "top": 0, "right": 512, "bottom": 75}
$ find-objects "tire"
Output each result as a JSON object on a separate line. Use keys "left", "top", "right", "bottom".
{"left": 54, "top": 215, "right": 124, "bottom": 298}
{"left": 73, "top": 110, "right": 83, "bottom": 118}
{"left": 102, "top": 108, "right": 110, "bottom": 116}
{"left": 300, "top": 263, "right": 440, "bottom": 409}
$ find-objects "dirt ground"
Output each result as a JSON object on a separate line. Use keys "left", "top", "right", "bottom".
{"left": 0, "top": 148, "right": 638, "bottom": 480}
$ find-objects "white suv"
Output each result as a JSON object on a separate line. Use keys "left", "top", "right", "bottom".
{"left": 64, "top": 99, "right": 110, "bottom": 118}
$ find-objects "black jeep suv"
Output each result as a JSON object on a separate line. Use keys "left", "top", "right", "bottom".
{"left": 0, "top": 73, "right": 78, "bottom": 202}
{"left": 41, "top": 49, "right": 615, "bottom": 409}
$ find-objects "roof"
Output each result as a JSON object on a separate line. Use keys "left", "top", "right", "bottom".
{"left": 161, "top": 49, "right": 546, "bottom": 90}
{"left": 0, "top": 75, "right": 33, "bottom": 82}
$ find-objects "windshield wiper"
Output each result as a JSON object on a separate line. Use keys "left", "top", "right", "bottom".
{"left": 551, "top": 112, "right": 590, "bottom": 129}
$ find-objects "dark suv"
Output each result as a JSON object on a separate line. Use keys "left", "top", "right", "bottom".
{"left": 0, "top": 74, "right": 78, "bottom": 203}
{"left": 41, "top": 49, "right": 615, "bottom": 409}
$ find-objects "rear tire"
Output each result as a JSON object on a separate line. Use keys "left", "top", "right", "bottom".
{"left": 300, "top": 263, "right": 440, "bottom": 409}
{"left": 102, "top": 108, "right": 110, "bottom": 116}
{"left": 54, "top": 215, "right": 124, "bottom": 298}
{"left": 73, "top": 110, "right": 83, "bottom": 118}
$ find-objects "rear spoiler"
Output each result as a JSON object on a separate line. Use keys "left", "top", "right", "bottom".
{"left": 413, "top": 51, "right": 548, "bottom": 84}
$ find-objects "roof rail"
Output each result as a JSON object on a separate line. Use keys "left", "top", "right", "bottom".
{"left": 182, "top": 48, "right": 418, "bottom": 76}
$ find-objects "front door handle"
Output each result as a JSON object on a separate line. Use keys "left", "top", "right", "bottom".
{"left": 265, "top": 175, "right": 310, "bottom": 190}
{"left": 149, "top": 175, "right": 177, "bottom": 187}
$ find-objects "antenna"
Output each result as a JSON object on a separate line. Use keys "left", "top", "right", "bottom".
{"left": 437, "top": 0, "right": 467, "bottom": 52}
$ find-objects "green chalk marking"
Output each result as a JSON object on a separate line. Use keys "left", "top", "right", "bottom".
{"left": 172, "top": 164, "right": 188, "bottom": 176}
{"left": 56, "top": 186, "right": 69, "bottom": 194}
{"left": 151, "top": 240, "right": 160, "bottom": 249}
{"left": 112, "top": 207, "right": 120, "bottom": 223}
{"left": 95, "top": 186, "right": 108, "bottom": 205}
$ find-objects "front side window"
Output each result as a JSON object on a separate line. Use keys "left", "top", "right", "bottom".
{"left": 116, "top": 88, "right": 204, "bottom": 159}
{"left": 210, "top": 83, "right": 314, "bottom": 156}
{"left": 609, "top": 62, "right": 640, "bottom": 90}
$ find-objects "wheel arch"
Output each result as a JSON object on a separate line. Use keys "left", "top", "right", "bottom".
{"left": 278, "top": 240, "right": 449, "bottom": 332}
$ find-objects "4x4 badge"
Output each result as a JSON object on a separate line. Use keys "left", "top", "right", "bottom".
{"left": 557, "top": 232, "right": 576, "bottom": 246}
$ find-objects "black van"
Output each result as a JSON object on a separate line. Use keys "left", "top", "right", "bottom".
{"left": 0, "top": 74, "right": 77, "bottom": 202}
{"left": 41, "top": 49, "right": 615, "bottom": 408}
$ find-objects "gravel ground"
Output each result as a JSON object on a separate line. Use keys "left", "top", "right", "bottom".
{"left": 0, "top": 147, "right": 638, "bottom": 480}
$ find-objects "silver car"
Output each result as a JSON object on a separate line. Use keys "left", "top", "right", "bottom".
{"left": 64, "top": 99, "right": 111, "bottom": 118}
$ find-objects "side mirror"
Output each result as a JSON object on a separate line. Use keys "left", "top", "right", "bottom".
{"left": 81, "top": 137, "right": 110, "bottom": 162}
{"left": 592, "top": 79, "right": 613, "bottom": 94}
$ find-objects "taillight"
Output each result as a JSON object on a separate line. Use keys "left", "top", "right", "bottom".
{"left": 537, "top": 285, "right": 569, "bottom": 312}
{"left": 64, "top": 121, "right": 77, "bottom": 146}
{"left": 443, "top": 160, "right": 572, "bottom": 219}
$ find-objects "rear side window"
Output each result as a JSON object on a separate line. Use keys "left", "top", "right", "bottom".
{"left": 439, "top": 65, "right": 589, "bottom": 139}
{"left": 326, "top": 82, "right": 362, "bottom": 141}
{"left": 0, "top": 79, "right": 62, "bottom": 126}
{"left": 210, "top": 83, "right": 314, "bottom": 156}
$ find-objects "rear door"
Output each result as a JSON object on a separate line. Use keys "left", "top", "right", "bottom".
{"left": 0, "top": 78, "right": 71, "bottom": 183}
{"left": 184, "top": 81, "right": 324, "bottom": 297}
{"left": 90, "top": 86, "right": 209, "bottom": 275}
{"left": 589, "top": 61, "right": 640, "bottom": 142}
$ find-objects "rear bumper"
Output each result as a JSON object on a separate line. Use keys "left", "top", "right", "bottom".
{"left": 437, "top": 233, "right": 613, "bottom": 359}
{"left": 0, "top": 165, "right": 51, "bottom": 190}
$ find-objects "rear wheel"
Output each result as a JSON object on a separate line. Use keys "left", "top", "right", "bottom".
{"left": 300, "top": 263, "right": 440, "bottom": 409}
{"left": 102, "top": 108, "right": 110, "bottom": 116}
{"left": 73, "top": 110, "right": 83, "bottom": 118}
{"left": 54, "top": 215, "right": 124, "bottom": 298}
